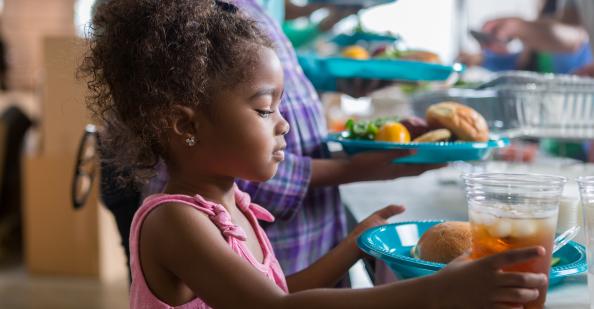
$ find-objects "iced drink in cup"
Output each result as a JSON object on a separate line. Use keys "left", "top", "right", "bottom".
{"left": 577, "top": 176, "right": 594, "bottom": 309}
{"left": 463, "top": 173, "right": 566, "bottom": 309}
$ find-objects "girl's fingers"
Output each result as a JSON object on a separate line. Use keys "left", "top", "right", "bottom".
{"left": 481, "top": 246, "right": 545, "bottom": 269}
{"left": 373, "top": 205, "right": 405, "bottom": 219}
{"left": 496, "top": 272, "right": 548, "bottom": 288}
{"left": 490, "top": 288, "right": 540, "bottom": 303}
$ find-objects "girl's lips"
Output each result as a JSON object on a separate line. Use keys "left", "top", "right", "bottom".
{"left": 272, "top": 149, "right": 285, "bottom": 161}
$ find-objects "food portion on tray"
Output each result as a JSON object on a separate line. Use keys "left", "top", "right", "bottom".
{"left": 328, "top": 102, "right": 509, "bottom": 163}
{"left": 342, "top": 101, "right": 490, "bottom": 143}
{"left": 340, "top": 44, "right": 441, "bottom": 64}
{"left": 357, "top": 220, "right": 587, "bottom": 286}
{"left": 299, "top": 29, "right": 461, "bottom": 81}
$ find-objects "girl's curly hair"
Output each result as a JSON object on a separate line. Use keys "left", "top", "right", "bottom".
{"left": 79, "top": 0, "right": 273, "bottom": 184}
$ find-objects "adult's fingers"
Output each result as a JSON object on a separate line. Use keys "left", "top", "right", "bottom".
{"left": 391, "top": 163, "right": 446, "bottom": 177}
{"left": 360, "top": 149, "right": 415, "bottom": 161}
{"left": 482, "top": 20, "right": 498, "bottom": 33}
{"left": 412, "top": 163, "right": 447, "bottom": 172}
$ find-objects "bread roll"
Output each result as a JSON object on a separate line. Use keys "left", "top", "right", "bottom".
{"left": 426, "top": 102, "right": 489, "bottom": 142}
{"left": 400, "top": 50, "right": 441, "bottom": 63}
{"left": 412, "top": 129, "right": 451, "bottom": 143}
{"left": 417, "top": 221, "right": 471, "bottom": 264}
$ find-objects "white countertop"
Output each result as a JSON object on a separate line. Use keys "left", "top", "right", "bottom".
{"left": 340, "top": 162, "right": 593, "bottom": 308}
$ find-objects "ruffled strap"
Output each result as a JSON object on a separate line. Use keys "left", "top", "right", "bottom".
{"left": 234, "top": 187, "right": 275, "bottom": 223}
{"left": 192, "top": 194, "right": 247, "bottom": 241}
{"left": 249, "top": 204, "right": 275, "bottom": 223}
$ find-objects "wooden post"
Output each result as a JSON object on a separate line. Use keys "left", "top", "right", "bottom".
{"left": 22, "top": 36, "right": 126, "bottom": 282}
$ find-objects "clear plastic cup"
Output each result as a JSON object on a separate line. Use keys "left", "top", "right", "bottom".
{"left": 463, "top": 173, "right": 567, "bottom": 309}
{"left": 577, "top": 176, "right": 594, "bottom": 309}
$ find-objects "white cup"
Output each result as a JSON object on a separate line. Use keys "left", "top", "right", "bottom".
{"left": 557, "top": 196, "right": 580, "bottom": 234}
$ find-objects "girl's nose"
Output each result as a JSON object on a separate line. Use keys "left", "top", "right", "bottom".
{"left": 277, "top": 118, "right": 290, "bottom": 136}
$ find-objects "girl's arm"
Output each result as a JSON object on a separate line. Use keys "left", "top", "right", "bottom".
{"left": 142, "top": 203, "right": 437, "bottom": 309}
{"left": 286, "top": 205, "right": 405, "bottom": 292}
{"left": 284, "top": 228, "right": 359, "bottom": 292}
{"left": 143, "top": 203, "right": 546, "bottom": 309}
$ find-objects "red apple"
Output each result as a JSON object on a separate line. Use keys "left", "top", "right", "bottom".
{"left": 399, "top": 116, "right": 432, "bottom": 139}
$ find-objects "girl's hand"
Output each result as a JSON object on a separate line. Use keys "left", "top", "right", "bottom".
{"left": 287, "top": 205, "right": 405, "bottom": 291}
{"left": 437, "top": 246, "right": 548, "bottom": 309}
{"left": 345, "top": 205, "right": 405, "bottom": 256}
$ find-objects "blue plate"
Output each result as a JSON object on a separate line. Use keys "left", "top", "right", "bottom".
{"left": 357, "top": 220, "right": 588, "bottom": 287}
{"left": 330, "top": 32, "right": 399, "bottom": 47}
{"left": 320, "top": 56, "right": 462, "bottom": 81}
{"left": 327, "top": 133, "right": 509, "bottom": 163}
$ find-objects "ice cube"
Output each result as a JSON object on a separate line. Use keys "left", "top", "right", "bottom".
{"left": 511, "top": 219, "right": 538, "bottom": 238}
{"left": 542, "top": 216, "right": 558, "bottom": 231}
{"left": 471, "top": 211, "right": 496, "bottom": 226}
{"left": 488, "top": 219, "right": 512, "bottom": 238}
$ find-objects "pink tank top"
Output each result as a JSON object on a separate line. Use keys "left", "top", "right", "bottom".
{"left": 129, "top": 187, "right": 289, "bottom": 309}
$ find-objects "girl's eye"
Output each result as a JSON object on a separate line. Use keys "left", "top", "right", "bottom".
{"left": 256, "top": 109, "right": 275, "bottom": 118}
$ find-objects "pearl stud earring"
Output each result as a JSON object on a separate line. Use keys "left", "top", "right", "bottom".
{"left": 185, "top": 135, "right": 196, "bottom": 147}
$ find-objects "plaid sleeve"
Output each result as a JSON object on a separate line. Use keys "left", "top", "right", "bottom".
{"left": 236, "top": 152, "right": 311, "bottom": 221}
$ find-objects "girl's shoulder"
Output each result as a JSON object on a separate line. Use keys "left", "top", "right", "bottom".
{"left": 140, "top": 199, "right": 223, "bottom": 242}
{"left": 132, "top": 194, "right": 230, "bottom": 262}
{"left": 137, "top": 194, "right": 224, "bottom": 241}
{"left": 131, "top": 198, "right": 239, "bottom": 308}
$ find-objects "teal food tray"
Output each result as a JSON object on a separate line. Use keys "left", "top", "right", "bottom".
{"left": 322, "top": 57, "right": 462, "bottom": 81}
{"left": 327, "top": 133, "right": 509, "bottom": 163}
{"left": 330, "top": 32, "right": 399, "bottom": 47}
{"left": 357, "top": 220, "right": 588, "bottom": 287}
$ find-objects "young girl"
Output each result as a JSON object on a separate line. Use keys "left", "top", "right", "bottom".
{"left": 82, "top": 1, "right": 548, "bottom": 308}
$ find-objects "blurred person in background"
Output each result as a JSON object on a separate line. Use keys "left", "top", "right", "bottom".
{"left": 480, "top": 0, "right": 594, "bottom": 76}
{"left": 459, "top": 0, "right": 592, "bottom": 74}
{"left": 470, "top": 0, "right": 594, "bottom": 162}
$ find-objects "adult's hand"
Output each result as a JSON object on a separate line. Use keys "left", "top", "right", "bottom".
{"left": 482, "top": 17, "right": 587, "bottom": 53}
{"left": 481, "top": 17, "right": 526, "bottom": 54}
{"left": 285, "top": 1, "right": 362, "bottom": 25}
{"left": 346, "top": 149, "right": 445, "bottom": 181}
{"left": 573, "top": 63, "right": 594, "bottom": 77}
{"left": 336, "top": 78, "right": 393, "bottom": 98}
{"left": 310, "top": 150, "right": 445, "bottom": 187}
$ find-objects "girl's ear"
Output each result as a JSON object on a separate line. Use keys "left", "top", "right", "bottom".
{"left": 170, "top": 105, "right": 199, "bottom": 137}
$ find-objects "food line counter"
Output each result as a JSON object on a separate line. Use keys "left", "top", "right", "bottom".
{"left": 341, "top": 160, "right": 593, "bottom": 308}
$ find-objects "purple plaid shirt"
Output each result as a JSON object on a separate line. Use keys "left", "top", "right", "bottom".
{"left": 144, "top": 0, "right": 346, "bottom": 275}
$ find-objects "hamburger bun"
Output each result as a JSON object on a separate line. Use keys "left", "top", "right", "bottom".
{"left": 412, "top": 129, "right": 452, "bottom": 143}
{"left": 400, "top": 50, "right": 441, "bottom": 63}
{"left": 416, "top": 221, "right": 471, "bottom": 264}
{"left": 426, "top": 102, "right": 489, "bottom": 142}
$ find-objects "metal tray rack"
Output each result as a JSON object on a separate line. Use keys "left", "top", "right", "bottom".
{"left": 412, "top": 71, "right": 594, "bottom": 140}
